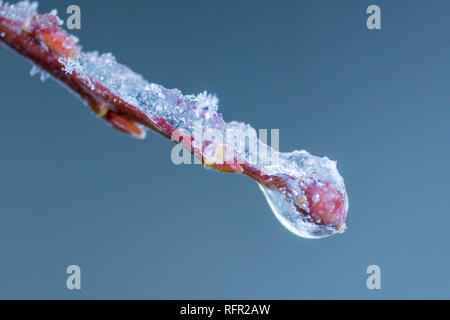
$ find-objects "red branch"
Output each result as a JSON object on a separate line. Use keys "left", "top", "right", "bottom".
{"left": 0, "top": 4, "right": 347, "bottom": 233}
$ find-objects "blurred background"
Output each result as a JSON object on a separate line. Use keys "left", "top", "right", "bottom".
{"left": 0, "top": 0, "right": 448, "bottom": 299}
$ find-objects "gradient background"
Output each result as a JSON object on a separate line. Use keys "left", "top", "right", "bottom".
{"left": 0, "top": 0, "right": 448, "bottom": 299}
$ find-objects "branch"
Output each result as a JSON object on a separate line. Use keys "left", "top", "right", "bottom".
{"left": 0, "top": 1, "right": 348, "bottom": 238}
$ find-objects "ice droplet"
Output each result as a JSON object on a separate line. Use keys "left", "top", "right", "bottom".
{"left": 259, "top": 151, "right": 348, "bottom": 238}
{"left": 260, "top": 185, "right": 339, "bottom": 239}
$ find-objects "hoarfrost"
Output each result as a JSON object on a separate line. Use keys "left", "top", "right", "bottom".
{"left": 30, "top": 65, "right": 49, "bottom": 82}
{"left": 49, "top": 8, "right": 63, "bottom": 25}
{"left": 0, "top": 1, "right": 38, "bottom": 29}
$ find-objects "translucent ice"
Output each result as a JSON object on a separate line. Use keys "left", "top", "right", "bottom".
{"left": 261, "top": 151, "right": 348, "bottom": 238}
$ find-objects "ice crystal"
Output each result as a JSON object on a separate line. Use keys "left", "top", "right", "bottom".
{"left": 30, "top": 65, "right": 49, "bottom": 82}
{"left": 0, "top": 1, "right": 349, "bottom": 238}
{"left": 0, "top": 1, "right": 38, "bottom": 31}
{"left": 262, "top": 150, "right": 348, "bottom": 238}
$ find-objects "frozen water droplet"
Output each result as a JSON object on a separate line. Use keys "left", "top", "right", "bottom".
{"left": 259, "top": 150, "right": 348, "bottom": 239}
{"left": 0, "top": 1, "right": 38, "bottom": 23}
{"left": 259, "top": 185, "right": 339, "bottom": 239}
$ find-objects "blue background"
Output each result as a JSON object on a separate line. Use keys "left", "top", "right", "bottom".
{"left": 0, "top": 0, "right": 448, "bottom": 298}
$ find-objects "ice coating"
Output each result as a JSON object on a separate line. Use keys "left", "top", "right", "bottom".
{"left": 59, "top": 52, "right": 226, "bottom": 134}
{"left": 59, "top": 53, "right": 273, "bottom": 164}
{"left": 262, "top": 151, "right": 348, "bottom": 238}
{"left": 58, "top": 51, "right": 348, "bottom": 238}
{"left": 1, "top": 1, "right": 349, "bottom": 238}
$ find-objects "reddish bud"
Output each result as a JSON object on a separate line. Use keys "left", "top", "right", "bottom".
{"left": 105, "top": 112, "right": 146, "bottom": 139}
{"left": 305, "top": 181, "right": 347, "bottom": 229}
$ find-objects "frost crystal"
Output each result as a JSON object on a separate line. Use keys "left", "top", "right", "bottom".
{"left": 30, "top": 65, "right": 49, "bottom": 81}
{"left": 49, "top": 8, "right": 63, "bottom": 26}
{"left": 0, "top": 1, "right": 38, "bottom": 31}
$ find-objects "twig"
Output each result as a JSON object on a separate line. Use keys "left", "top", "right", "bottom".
{"left": 0, "top": 1, "right": 348, "bottom": 238}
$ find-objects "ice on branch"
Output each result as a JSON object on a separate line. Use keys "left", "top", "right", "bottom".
{"left": 0, "top": 1, "right": 349, "bottom": 238}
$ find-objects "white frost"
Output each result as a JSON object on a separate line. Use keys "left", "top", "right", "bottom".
{"left": 0, "top": 1, "right": 38, "bottom": 29}
{"left": 30, "top": 65, "right": 49, "bottom": 82}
